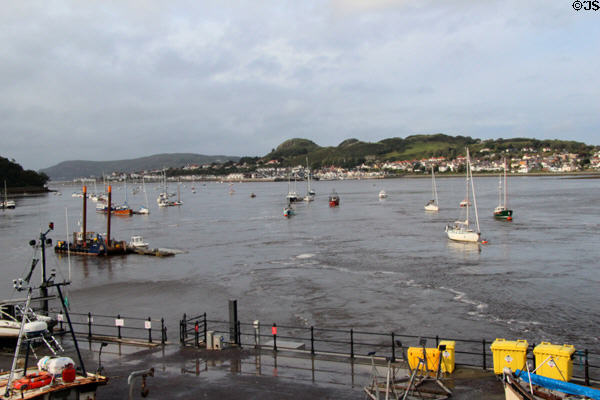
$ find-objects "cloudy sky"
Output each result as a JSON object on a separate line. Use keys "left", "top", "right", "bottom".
{"left": 2, "top": 1, "right": 599, "bottom": 170}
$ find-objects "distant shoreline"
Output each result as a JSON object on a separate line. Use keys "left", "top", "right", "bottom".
{"left": 45, "top": 171, "right": 600, "bottom": 186}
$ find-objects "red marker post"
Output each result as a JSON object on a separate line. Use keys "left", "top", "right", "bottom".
{"left": 272, "top": 323, "right": 277, "bottom": 352}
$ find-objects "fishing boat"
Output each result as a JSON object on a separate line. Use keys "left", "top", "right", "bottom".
{"left": 425, "top": 166, "right": 439, "bottom": 211}
{"left": 494, "top": 158, "right": 513, "bottom": 220}
{"left": 446, "top": 148, "right": 481, "bottom": 243}
{"left": 1, "top": 226, "right": 108, "bottom": 399}
{"left": 129, "top": 236, "right": 149, "bottom": 248}
{"left": 328, "top": 190, "right": 340, "bottom": 207}
{"left": 378, "top": 190, "right": 387, "bottom": 199}
{"left": 96, "top": 204, "right": 133, "bottom": 216}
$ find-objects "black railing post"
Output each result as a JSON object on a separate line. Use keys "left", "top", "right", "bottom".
{"left": 237, "top": 320, "right": 242, "bottom": 347}
{"left": 148, "top": 317, "right": 152, "bottom": 343}
{"left": 350, "top": 329, "right": 354, "bottom": 359}
{"left": 273, "top": 323, "right": 277, "bottom": 352}
{"left": 161, "top": 318, "right": 166, "bottom": 344}
{"left": 88, "top": 312, "right": 92, "bottom": 338}
{"left": 391, "top": 332, "right": 396, "bottom": 362}
{"left": 194, "top": 321, "right": 199, "bottom": 347}
{"left": 585, "top": 349, "right": 589, "bottom": 386}
{"left": 117, "top": 314, "right": 122, "bottom": 339}
{"left": 179, "top": 319, "right": 184, "bottom": 344}
{"left": 435, "top": 335, "right": 439, "bottom": 347}
{"left": 183, "top": 313, "right": 187, "bottom": 340}
{"left": 310, "top": 326, "right": 315, "bottom": 355}
{"left": 482, "top": 339, "right": 487, "bottom": 370}
{"left": 203, "top": 313, "right": 207, "bottom": 344}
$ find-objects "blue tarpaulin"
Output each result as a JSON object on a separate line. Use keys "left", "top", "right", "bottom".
{"left": 515, "top": 369, "right": 600, "bottom": 400}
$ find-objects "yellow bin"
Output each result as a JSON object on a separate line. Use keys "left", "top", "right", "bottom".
{"left": 533, "top": 342, "right": 575, "bottom": 381}
{"left": 407, "top": 347, "right": 441, "bottom": 372}
{"left": 439, "top": 340, "right": 455, "bottom": 373}
{"left": 490, "top": 338, "right": 528, "bottom": 374}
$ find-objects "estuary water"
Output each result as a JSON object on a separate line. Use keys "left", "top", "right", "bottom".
{"left": 1, "top": 176, "right": 598, "bottom": 351}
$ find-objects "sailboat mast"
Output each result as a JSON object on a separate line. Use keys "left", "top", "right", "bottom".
{"left": 465, "top": 151, "right": 470, "bottom": 224}
{"left": 432, "top": 166, "right": 438, "bottom": 205}
{"left": 469, "top": 150, "right": 481, "bottom": 233}
{"left": 504, "top": 158, "right": 508, "bottom": 207}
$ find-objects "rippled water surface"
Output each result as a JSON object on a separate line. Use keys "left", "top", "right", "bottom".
{"left": 1, "top": 176, "right": 598, "bottom": 350}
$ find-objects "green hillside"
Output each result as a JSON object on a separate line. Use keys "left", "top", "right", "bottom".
{"left": 262, "top": 135, "right": 596, "bottom": 168}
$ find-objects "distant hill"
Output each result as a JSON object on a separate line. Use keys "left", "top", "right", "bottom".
{"left": 263, "top": 135, "right": 597, "bottom": 168}
{"left": 41, "top": 153, "right": 240, "bottom": 181}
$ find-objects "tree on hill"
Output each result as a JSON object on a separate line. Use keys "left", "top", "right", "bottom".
{"left": 0, "top": 156, "right": 49, "bottom": 187}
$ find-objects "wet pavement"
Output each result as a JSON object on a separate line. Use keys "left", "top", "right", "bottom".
{"left": 1, "top": 341, "right": 505, "bottom": 399}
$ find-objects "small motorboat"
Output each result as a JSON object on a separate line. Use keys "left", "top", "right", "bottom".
{"left": 378, "top": 190, "right": 387, "bottom": 199}
{"left": 130, "top": 236, "right": 149, "bottom": 248}
{"left": 328, "top": 190, "right": 340, "bottom": 207}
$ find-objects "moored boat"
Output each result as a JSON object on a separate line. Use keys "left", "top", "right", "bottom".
{"left": 446, "top": 148, "right": 481, "bottom": 243}
{"left": 424, "top": 166, "right": 439, "bottom": 211}
{"left": 328, "top": 190, "right": 340, "bottom": 207}
{"left": 378, "top": 190, "right": 387, "bottom": 199}
{"left": 494, "top": 158, "right": 513, "bottom": 220}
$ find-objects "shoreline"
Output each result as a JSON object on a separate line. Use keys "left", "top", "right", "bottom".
{"left": 45, "top": 171, "right": 600, "bottom": 185}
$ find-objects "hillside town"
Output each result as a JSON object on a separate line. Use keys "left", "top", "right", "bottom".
{"left": 91, "top": 148, "right": 600, "bottom": 183}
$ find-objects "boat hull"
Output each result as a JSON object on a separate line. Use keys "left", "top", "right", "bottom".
{"left": 446, "top": 229, "right": 479, "bottom": 243}
{"left": 494, "top": 208, "right": 513, "bottom": 219}
{"left": 424, "top": 203, "right": 439, "bottom": 211}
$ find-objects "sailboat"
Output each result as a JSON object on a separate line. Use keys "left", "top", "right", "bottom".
{"left": 138, "top": 176, "right": 150, "bottom": 214}
{"left": 445, "top": 148, "right": 481, "bottom": 243}
{"left": 1, "top": 181, "right": 16, "bottom": 209}
{"left": 493, "top": 158, "right": 513, "bottom": 220}
{"left": 286, "top": 174, "right": 300, "bottom": 203}
{"left": 303, "top": 158, "right": 315, "bottom": 202}
{"left": 424, "top": 166, "right": 439, "bottom": 211}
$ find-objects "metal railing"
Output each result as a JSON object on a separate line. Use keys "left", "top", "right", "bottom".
{"left": 180, "top": 315, "right": 599, "bottom": 385}
{"left": 55, "top": 311, "right": 167, "bottom": 345}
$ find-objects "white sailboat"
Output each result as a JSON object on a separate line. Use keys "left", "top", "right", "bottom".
{"left": 303, "top": 158, "right": 315, "bottom": 202}
{"left": 424, "top": 166, "right": 439, "bottom": 211}
{"left": 493, "top": 158, "right": 513, "bottom": 219}
{"left": 446, "top": 148, "right": 481, "bottom": 243}
{"left": 138, "top": 176, "right": 150, "bottom": 214}
{"left": 286, "top": 174, "right": 300, "bottom": 203}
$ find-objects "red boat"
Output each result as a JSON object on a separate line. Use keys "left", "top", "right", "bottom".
{"left": 328, "top": 190, "right": 340, "bottom": 207}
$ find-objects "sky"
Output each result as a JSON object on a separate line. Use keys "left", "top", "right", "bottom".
{"left": 2, "top": 0, "right": 599, "bottom": 170}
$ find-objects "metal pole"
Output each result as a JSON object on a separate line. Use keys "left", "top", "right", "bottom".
{"left": 56, "top": 284, "right": 86, "bottom": 376}
{"left": 148, "top": 317, "right": 152, "bottom": 343}
{"left": 310, "top": 326, "right": 315, "bottom": 355}
{"left": 585, "top": 349, "right": 589, "bottom": 386}
{"left": 82, "top": 186, "right": 87, "bottom": 248}
{"left": 273, "top": 323, "right": 277, "bottom": 352}
{"left": 117, "top": 314, "right": 122, "bottom": 339}
{"left": 195, "top": 322, "right": 199, "bottom": 347}
{"left": 482, "top": 339, "right": 487, "bottom": 370}
{"left": 88, "top": 312, "right": 92, "bottom": 338}
{"left": 391, "top": 332, "right": 396, "bottom": 362}
{"left": 106, "top": 185, "right": 112, "bottom": 247}
{"left": 161, "top": 318, "right": 165, "bottom": 344}
{"left": 350, "top": 328, "right": 354, "bottom": 359}
{"left": 203, "top": 313, "right": 207, "bottom": 344}
{"left": 40, "top": 231, "right": 49, "bottom": 313}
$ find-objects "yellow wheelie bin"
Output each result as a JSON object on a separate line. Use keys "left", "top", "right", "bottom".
{"left": 490, "top": 338, "right": 529, "bottom": 374}
{"left": 533, "top": 342, "right": 575, "bottom": 381}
